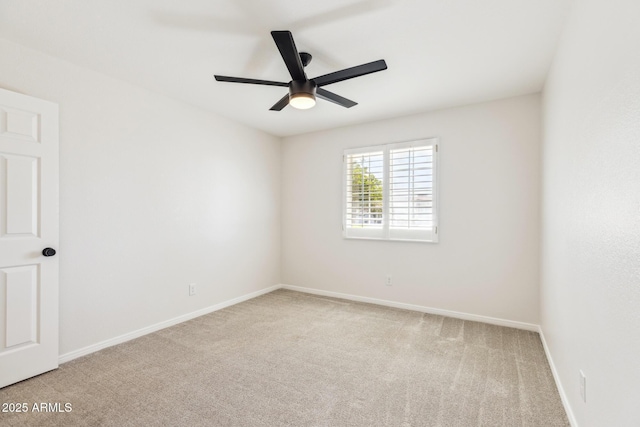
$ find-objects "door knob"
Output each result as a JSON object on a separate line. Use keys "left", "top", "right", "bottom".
{"left": 42, "top": 248, "right": 57, "bottom": 257}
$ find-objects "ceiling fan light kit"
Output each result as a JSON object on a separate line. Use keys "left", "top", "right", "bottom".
{"left": 214, "top": 30, "right": 387, "bottom": 111}
{"left": 289, "top": 80, "right": 316, "bottom": 109}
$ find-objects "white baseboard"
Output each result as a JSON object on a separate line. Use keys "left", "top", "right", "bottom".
{"left": 280, "top": 284, "right": 539, "bottom": 332}
{"left": 59, "top": 284, "right": 537, "bottom": 364}
{"left": 538, "top": 327, "right": 578, "bottom": 427}
{"left": 58, "top": 284, "right": 281, "bottom": 364}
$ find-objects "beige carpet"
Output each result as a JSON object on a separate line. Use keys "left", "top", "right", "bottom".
{"left": 0, "top": 289, "right": 569, "bottom": 426}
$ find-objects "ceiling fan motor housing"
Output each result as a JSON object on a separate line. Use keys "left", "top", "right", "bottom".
{"left": 289, "top": 80, "right": 316, "bottom": 98}
{"left": 288, "top": 80, "right": 317, "bottom": 109}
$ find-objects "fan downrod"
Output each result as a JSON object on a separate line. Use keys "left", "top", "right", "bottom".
{"left": 299, "top": 52, "right": 312, "bottom": 68}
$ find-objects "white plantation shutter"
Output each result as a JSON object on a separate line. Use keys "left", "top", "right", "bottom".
{"left": 343, "top": 139, "right": 438, "bottom": 242}
{"left": 388, "top": 142, "right": 436, "bottom": 241}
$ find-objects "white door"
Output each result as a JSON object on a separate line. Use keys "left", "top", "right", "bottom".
{"left": 0, "top": 88, "right": 59, "bottom": 388}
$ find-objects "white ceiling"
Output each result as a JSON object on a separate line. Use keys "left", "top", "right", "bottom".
{"left": 0, "top": 0, "right": 571, "bottom": 137}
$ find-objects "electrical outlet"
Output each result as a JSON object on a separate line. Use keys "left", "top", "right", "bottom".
{"left": 385, "top": 275, "right": 392, "bottom": 286}
{"left": 579, "top": 370, "right": 586, "bottom": 402}
{"left": 189, "top": 283, "right": 196, "bottom": 296}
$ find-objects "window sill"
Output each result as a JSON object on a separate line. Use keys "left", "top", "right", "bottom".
{"left": 342, "top": 236, "right": 438, "bottom": 244}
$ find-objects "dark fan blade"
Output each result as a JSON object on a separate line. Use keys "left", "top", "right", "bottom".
{"left": 316, "top": 88, "right": 357, "bottom": 108}
{"left": 214, "top": 75, "right": 288, "bottom": 87}
{"left": 271, "top": 31, "right": 307, "bottom": 81}
{"left": 312, "top": 59, "right": 387, "bottom": 87}
{"left": 269, "top": 94, "right": 290, "bottom": 111}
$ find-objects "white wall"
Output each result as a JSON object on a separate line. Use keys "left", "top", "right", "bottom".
{"left": 0, "top": 38, "right": 281, "bottom": 355}
{"left": 282, "top": 95, "right": 541, "bottom": 324}
{"left": 541, "top": 0, "right": 640, "bottom": 425}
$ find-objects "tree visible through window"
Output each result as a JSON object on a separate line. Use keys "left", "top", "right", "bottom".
{"left": 350, "top": 162, "right": 383, "bottom": 226}
{"left": 344, "top": 139, "right": 438, "bottom": 242}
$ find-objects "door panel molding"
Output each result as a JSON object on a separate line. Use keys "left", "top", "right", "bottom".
{"left": 0, "top": 88, "right": 58, "bottom": 389}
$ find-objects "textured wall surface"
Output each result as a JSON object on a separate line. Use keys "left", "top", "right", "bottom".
{"left": 541, "top": 0, "right": 640, "bottom": 425}
{"left": 283, "top": 95, "right": 541, "bottom": 324}
{"left": 0, "top": 38, "right": 281, "bottom": 355}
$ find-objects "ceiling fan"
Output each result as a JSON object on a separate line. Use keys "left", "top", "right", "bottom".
{"left": 214, "top": 31, "right": 387, "bottom": 111}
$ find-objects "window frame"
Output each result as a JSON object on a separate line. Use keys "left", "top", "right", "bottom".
{"left": 342, "top": 137, "right": 439, "bottom": 243}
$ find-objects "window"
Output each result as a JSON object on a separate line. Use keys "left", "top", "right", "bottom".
{"left": 343, "top": 138, "right": 438, "bottom": 242}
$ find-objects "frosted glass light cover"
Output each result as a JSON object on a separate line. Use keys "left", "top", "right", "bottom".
{"left": 289, "top": 93, "right": 316, "bottom": 109}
